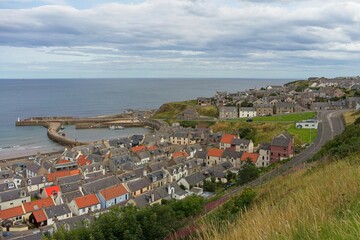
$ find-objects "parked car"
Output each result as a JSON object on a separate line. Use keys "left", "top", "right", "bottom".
{"left": 246, "top": 118, "right": 253, "bottom": 122}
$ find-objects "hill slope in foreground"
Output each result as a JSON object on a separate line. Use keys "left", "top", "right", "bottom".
{"left": 196, "top": 113, "right": 360, "bottom": 240}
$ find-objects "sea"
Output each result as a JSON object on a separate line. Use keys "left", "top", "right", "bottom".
{"left": 0, "top": 78, "right": 291, "bottom": 159}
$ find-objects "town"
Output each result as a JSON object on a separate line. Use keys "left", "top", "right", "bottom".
{"left": 0, "top": 76, "right": 360, "bottom": 239}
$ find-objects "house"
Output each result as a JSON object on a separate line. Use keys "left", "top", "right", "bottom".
{"left": 55, "top": 215, "right": 94, "bottom": 233}
{"left": 270, "top": 133, "right": 295, "bottom": 162}
{"left": 44, "top": 204, "right": 72, "bottom": 226}
{"left": 0, "top": 188, "right": 30, "bottom": 210}
{"left": 296, "top": 119, "right": 319, "bottom": 129}
{"left": 126, "top": 178, "right": 152, "bottom": 197}
{"left": 255, "top": 103, "right": 274, "bottom": 116}
{"left": 346, "top": 97, "right": 360, "bottom": 109}
{"left": 274, "top": 102, "right": 295, "bottom": 114}
{"left": 219, "top": 106, "right": 238, "bottom": 119}
{"left": 239, "top": 107, "right": 257, "bottom": 118}
{"left": 312, "top": 102, "right": 330, "bottom": 111}
{"left": 203, "top": 168, "right": 227, "bottom": 183}
{"left": 177, "top": 108, "right": 199, "bottom": 120}
{"left": 0, "top": 206, "right": 25, "bottom": 225}
{"left": 221, "top": 148, "right": 243, "bottom": 169}
{"left": 69, "top": 194, "right": 101, "bottom": 215}
{"left": 197, "top": 97, "right": 212, "bottom": 106}
{"left": 167, "top": 182, "right": 188, "bottom": 200}
{"left": 241, "top": 152, "right": 260, "bottom": 166}
{"left": 97, "top": 184, "right": 130, "bottom": 209}
{"left": 232, "top": 139, "right": 254, "bottom": 153}
{"left": 76, "top": 155, "right": 92, "bottom": 167}
{"left": 26, "top": 176, "right": 49, "bottom": 193}
{"left": 62, "top": 149, "right": 80, "bottom": 161}
{"left": 167, "top": 164, "right": 188, "bottom": 182}
{"left": 219, "top": 134, "right": 237, "bottom": 149}
{"left": 178, "top": 172, "right": 206, "bottom": 190}
{"left": 170, "top": 131, "right": 196, "bottom": 145}
{"left": 257, "top": 143, "right": 271, "bottom": 167}
{"left": 147, "top": 169, "right": 169, "bottom": 188}
{"left": 22, "top": 197, "right": 55, "bottom": 220}
{"left": 25, "top": 163, "right": 41, "bottom": 178}
{"left": 29, "top": 208, "right": 47, "bottom": 228}
{"left": 206, "top": 148, "right": 224, "bottom": 166}
{"left": 0, "top": 182, "right": 16, "bottom": 193}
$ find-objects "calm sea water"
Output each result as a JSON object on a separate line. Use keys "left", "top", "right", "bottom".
{"left": 0, "top": 78, "right": 290, "bottom": 159}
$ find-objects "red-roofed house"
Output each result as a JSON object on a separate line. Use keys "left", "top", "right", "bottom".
{"left": 46, "top": 169, "right": 81, "bottom": 183}
{"left": 131, "top": 145, "right": 146, "bottom": 152}
{"left": 41, "top": 186, "right": 60, "bottom": 199}
{"left": 147, "top": 145, "right": 158, "bottom": 151}
{"left": 206, "top": 148, "right": 225, "bottom": 166}
{"left": 241, "top": 152, "right": 260, "bottom": 165}
{"left": 97, "top": 184, "right": 130, "bottom": 209}
{"left": 77, "top": 155, "right": 92, "bottom": 166}
{"left": 23, "top": 197, "right": 55, "bottom": 219}
{"left": 219, "top": 134, "right": 237, "bottom": 149}
{"left": 69, "top": 194, "right": 100, "bottom": 216}
{"left": 0, "top": 206, "right": 25, "bottom": 224}
{"left": 172, "top": 151, "right": 189, "bottom": 159}
{"left": 29, "top": 209, "right": 47, "bottom": 227}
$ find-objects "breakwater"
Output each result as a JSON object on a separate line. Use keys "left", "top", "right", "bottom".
{"left": 16, "top": 113, "right": 169, "bottom": 147}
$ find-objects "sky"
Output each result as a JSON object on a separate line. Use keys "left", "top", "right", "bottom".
{"left": 0, "top": 0, "right": 360, "bottom": 79}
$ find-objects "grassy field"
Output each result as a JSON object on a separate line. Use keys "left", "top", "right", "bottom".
{"left": 211, "top": 120, "right": 316, "bottom": 145}
{"left": 343, "top": 110, "right": 360, "bottom": 125}
{"left": 152, "top": 100, "right": 218, "bottom": 119}
{"left": 196, "top": 152, "right": 360, "bottom": 240}
{"left": 252, "top": 111, "right": 316, "bottom": 122}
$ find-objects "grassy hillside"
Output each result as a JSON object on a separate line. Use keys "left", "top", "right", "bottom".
{"left": 343, "top": 110, "right": 360, "bottom": 125}
{"left": 152, "top": 100, "right": 218, "bottom": 119}
{"left": 195, "top": 119, "right": 360, "bottom": 240}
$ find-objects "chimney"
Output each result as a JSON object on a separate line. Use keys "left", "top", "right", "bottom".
{"left": 151, "top": 193, "right": 154, "bottom": 203}
{"left": 143, "top": 169, "right": 147, "bottom": 176}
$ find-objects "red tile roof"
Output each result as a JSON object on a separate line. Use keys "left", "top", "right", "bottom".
{"left": 220, "top": 134, "right": 237, "bottom": 144}
{"left": 131, "top": 145, "right": 146, "bottom": 152}
{"left": 75, "top": 194, "right": 99, "bottom": 209}
{"left": 172, "top": 151, "right": 189, "bottom": 159}
{"left": 99, "top": 184, "right": 129, "bottom": 201}
{"left": 58, "top": 159, "right": 71, "bottom": 164}
{"left": 147, "top": 145, "right": 158, "bottom": 151}
{"left": 77, "top": 155, "right": 92, "bottom": 166}
{"left": 23, "top": 197, "right": 54, "bottom": 213}
{"left": 44, "top": 186, "right": 60, "bottom": 197}
{"left": 46, "top": 169, "right": 80, "bottom": 182}
{"left": 208, "top": 148, "right": 224, "bottom": 158}
{"left": 32, "top": 209, "right": 47, "bottom": 222}
{"left": 0, "top": 206, "right": 25, "bottom": 220}
{"left": 241, "top": 152, "right": 259, "bottom": 163}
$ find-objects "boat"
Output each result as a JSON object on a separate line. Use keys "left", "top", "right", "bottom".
{"left": 109, "top": 125, "right": 125, "bottom": 130}
{"left": 60, "top": 125, "right": 65, "bottom": 130}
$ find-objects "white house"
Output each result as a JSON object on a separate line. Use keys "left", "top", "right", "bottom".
{"left": 69, "top": 194, "right": 101, "bottom": 216}
{"left": 257, "top": 143, "right": 271, "bottom": 167}
{"left": 44, "top": 204, "right": 72, "bottom": 226}
{"left": 0, "top": 188, "right": 30, "bottom": 210}
{"left": 239, "top": 107, "right": 257, "bottom": 118}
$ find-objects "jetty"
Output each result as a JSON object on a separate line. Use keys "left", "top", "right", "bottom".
{"left": 16, "top": 113, "right": 169, "bottom": 147}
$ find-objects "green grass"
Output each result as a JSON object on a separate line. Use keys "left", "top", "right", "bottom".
{"left": 152, "top": 100, "right": 217, "bottom": 119}
{"left": 288, "top": 124, "right": 317, "bottom": 145}
{"left": 252, "top": 111, "right": 316, "bottom": 122}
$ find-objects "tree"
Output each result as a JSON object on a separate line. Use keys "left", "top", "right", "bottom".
{"left": 203, "top": 180, "right": 217, "bottom": 192}
{"left": 238, "top": 127, "right": 256, "bottom": 142}
{"left": 226, "top": 170, "right": 236, "bottom": 182}
{"left": 240, "top": 100, "right": 253, "bottom": 107}
{"left": 355, "top": 116, "right": 360, "bottom": 125}
{"left": 238, "top": 159, "right": 259, "bottom": 185}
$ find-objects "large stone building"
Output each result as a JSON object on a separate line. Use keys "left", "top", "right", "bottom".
{"left": 219, "top": 106, "right": 238, "bottom": 119}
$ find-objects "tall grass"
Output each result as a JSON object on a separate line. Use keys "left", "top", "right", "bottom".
{"left": 195, "top": 154, "right": 360, "bottom": 239}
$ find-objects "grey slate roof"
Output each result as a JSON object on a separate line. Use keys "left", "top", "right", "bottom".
{"left": 57, "top": 174, "right": 82, "bottom": 185}
{"left": 86, "top": 154, "right": 104, "bottom": 163}
{"left": 56, "top": 215, "right": 94, "bottom": 231}
{"left": 27, "top": 176, "right": 47, "bottom": 186}
{"left": 44, "top": 204, "right": 71, "bottom": 218}
{"left": 271, "top": 133, "right": 293, "bottom": 147}
{"left": 0, "top": 188, "right": 29, "bottom": 202}
{"left": 222, "top": 148, "right": 243, "bottom": 159}
{"left": 184, "top": 172, "right": 206, "bottom": 186}
{"left": 260, "top": 143, "right": 271, "bottom": 150}
{"left": 126, "top": 177, "right": 151, "bottom": 192}
{"left": 239, "top": 107, "right": 256, "bottom": 111}
{"left": 82, "top": 176, "right": 120, "bottom": 194}
{"left": 60, "top": 182, "right": 80, "bottom": 194}
{"left": 26, "top": 163, "right": 41, "bottom": 173}
{"left": 147, "top": 169, "right": 166, "bottom": 182}
{"left": 232, "top": 139, "right": 251, "bottom": 146}
{"left": 62, "top": 190, "right": 83, "bottom": 203}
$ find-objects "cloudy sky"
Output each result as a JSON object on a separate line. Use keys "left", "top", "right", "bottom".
{"left": 1, "top": 0, "right": 360, "bottom": 78}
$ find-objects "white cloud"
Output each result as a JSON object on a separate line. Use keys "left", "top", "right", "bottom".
{"left": 1, "top": 0, "right": 360, "bottom": 78}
